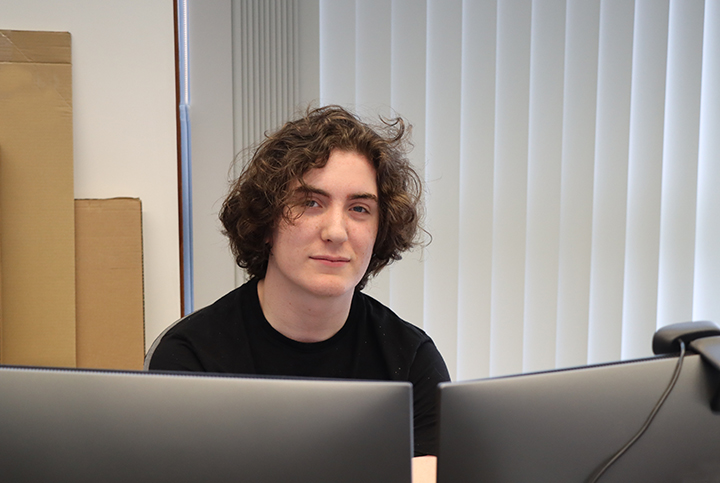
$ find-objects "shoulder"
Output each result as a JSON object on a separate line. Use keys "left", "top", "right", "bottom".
{"left": 355, "top": 291, "right": 448, "bottom": 381}
{"left": 146, "top": 280, "right": 258, "bottom": 372}
{"left": 357, "top": 291, "right": 431, "bottom": 347}
{"left": 167, "top": 282, "right": 250, "bottom": 337}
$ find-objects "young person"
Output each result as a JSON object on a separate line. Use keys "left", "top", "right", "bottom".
{"left": 147, "top": 105, "right": 450, "bottom": 482}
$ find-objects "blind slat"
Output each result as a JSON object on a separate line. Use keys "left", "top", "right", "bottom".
{"left": 656, "top": 0, "right": 704, "bottom": 329}
{"left": 388, "top": 0, "right": 428, "bottom": 330}
{"left": 456, "top": 0, "right": 497, "bottom": 381}
{"left": 621, "top": 0, "right": 669, "bottom": 360}
{"left": 556, "top": 0, "right": 600, "bottom": 369}
{"left": 319, "top": 0, "right": 355, "bottom": 106}
{"left": 424, "top": 0, "right": 463, "bottom": 378}
{"left": 355, "top": 0, "right": 393, "bottom": 306}
{"left": 693, "top": 0, "right": 720, "bottom": 323}
{"left": 490, "top": 0, "right": 532, "bottom": 377}
{"left": 522, "top": 0, "right": 566, "bottom": 374}
{"left": 587, "top": 0, "right": 635, "bottom": 365}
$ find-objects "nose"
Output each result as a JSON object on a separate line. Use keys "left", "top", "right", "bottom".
{"left": 320, "top": 206, "right": 349, "bottom": 244}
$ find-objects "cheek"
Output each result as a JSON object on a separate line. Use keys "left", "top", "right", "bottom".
{"left": 352, "top": 226, "right": 378, "bottom": 257}
{"left": 275, "top": 218, "right": 316, "bottom": 249}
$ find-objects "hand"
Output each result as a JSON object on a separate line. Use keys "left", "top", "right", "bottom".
{"left": 412, "top": 455, "right": 437, "bottom": 483}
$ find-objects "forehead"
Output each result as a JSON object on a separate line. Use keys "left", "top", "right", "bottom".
{"left": 300, "top": 150, "right": 378, "bottom": 195}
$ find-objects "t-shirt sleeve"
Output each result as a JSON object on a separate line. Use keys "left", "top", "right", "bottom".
{"left": 147, "top": 332, "right": 206, "bottom": 372}
{"left": 409, "top": 339, "right": 451, "bottom": 457}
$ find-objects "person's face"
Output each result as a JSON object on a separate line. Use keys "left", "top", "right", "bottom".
{"left": 266, "top": 149, "right": 379, "bottom": 299}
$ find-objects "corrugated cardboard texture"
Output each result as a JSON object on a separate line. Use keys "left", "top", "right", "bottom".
{"left": 0, "top": 30, "right": 76, "bottom": 366}
{"left": 75, "top": 198, "right": 145, "bottom": 370}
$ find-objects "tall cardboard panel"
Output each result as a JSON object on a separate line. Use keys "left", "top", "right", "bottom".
{"left": 75, "top": 198, "right": 145, "bottom": 370}
{"left": 0, "top": 30, "right": 76, "bottom": 366}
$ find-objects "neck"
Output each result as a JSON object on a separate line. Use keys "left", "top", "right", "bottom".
{"left": 256, "top": 277, "right": 354, "bottom": 343}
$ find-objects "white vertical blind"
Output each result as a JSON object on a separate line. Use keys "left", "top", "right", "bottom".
{"left": 621, "top": 0, "right": 668, "bottom": 360}
{"left": 356, "top": 0, "right": 393, "bottom": 305}
{"left": 457, "top": 0, "right": 496, "bottom": 381}
{"left": 656, "top": 0, "right": 704, "bottom": 331}
{"left": 587, "top": 0, "right": 634, "bottom": 366}
{"left": 423, "top": 0, "right": 463, "bottom": 378}
{"left": 388, "top": 1, "right": 427, "bottom": 331}
{"left": 694, "top": 0, "right": 720, "bottom": 322}
{"left": 556, "top": 0, "right": 600, "bottom": 370}
{"left": 234, "top": 0, "right": 720, "bottom": 380}
{"left": 356, "top": 0, "right": 392, "bottom": 112}
{"left": 489, "top": 0, "right": 532, "bottom": 377}
{"left": 319, "top": 0, "right": 355, "bottom": 106}
{"left": 234, "top": 0, "right": 299, "bottom": 288}
{"left": 236, "top": 0, "right": 298, "bottom": 154}
{"left": 523, "top": 0, "right": 565, "bottom": 373}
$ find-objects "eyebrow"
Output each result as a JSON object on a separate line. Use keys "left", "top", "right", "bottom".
{"left": 295, "top": 185, "right": 378, "bottom": 203}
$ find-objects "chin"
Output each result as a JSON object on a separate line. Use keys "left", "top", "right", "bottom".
{"left": 304, "top": 276, "right": 359, "bottom": 298}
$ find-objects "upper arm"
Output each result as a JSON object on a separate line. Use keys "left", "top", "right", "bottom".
{"left": 146, "top": 333, "right": 206, "bottom": 372}
{"left": 409, "top": 340, "right": 451, "bottom": 456}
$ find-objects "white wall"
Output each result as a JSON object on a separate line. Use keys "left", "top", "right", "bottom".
{"left": 1, "top": 1, "right": 182, "bottom": 349}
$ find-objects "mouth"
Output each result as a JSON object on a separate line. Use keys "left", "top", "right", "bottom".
{"left": 310, "top": 255, "right": 351, "bottom": 266}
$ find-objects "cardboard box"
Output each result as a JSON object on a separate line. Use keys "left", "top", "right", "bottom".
{"left": 0, "top": 32, "right": 145, "bottom": 370}
{"left": 0, "top": 153, "right": 3, "bottom": 342}
{"left": 75, "top": 198, "right": 145, "bottom": 370}
{"left": 0, "top": 30, "right": 76, "bottom": 367}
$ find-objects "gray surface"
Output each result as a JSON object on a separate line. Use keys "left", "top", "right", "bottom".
{"left": 0, "top": 367, "right": 412, "bottom": 483}
{"left": 437, "top": 354, "right": 720, "bottom": 482}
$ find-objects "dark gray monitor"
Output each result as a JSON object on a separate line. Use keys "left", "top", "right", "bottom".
{"left": 437, "top": 353, "right": 720, "bottom": 482}
{"left": 0, "top": 366, "right": 412, "bottom": 483}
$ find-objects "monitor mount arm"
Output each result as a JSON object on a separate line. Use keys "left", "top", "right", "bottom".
{"left": 653, "top": 321, "right": 720, "bottom": 412}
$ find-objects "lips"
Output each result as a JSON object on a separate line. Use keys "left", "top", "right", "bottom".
{"left": 310, "top": 255, "right": 350, "bottom": 266}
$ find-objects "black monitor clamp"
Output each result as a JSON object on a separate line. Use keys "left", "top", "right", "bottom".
{"left": 653, "top": 320, "right": 720, "bottom": 411}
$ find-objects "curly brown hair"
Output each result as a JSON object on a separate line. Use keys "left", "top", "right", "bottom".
{"left": 219, "top": 105, "right": 424, "bottom": 290}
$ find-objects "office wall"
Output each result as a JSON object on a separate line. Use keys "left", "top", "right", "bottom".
{"left": 0, "top": 1, "right": 182, "bottom": 349}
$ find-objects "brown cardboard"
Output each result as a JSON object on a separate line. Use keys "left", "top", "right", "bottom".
{"left": 0, "top": 152, "right": 3, "bottom": 348}
{"left": 75, "top": 198, "right": 145, "bottom": 370}
{"left": 0, "top": 30, "right": 76, "bottom": 367}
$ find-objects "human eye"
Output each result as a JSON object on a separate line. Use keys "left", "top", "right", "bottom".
{"left": 305, "top": 199, "right": 320, "bottom": 208}
{"left": 350, "top": 205, "right": 370, "bottom": 214}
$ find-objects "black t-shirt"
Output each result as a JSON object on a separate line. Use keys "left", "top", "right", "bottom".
{"left": 147, "top": 278, "right": 451, "bottom": 456}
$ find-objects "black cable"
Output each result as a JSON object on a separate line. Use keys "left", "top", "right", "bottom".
{"left": 588, "top": 340, "right": 686, "bottom": 483}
